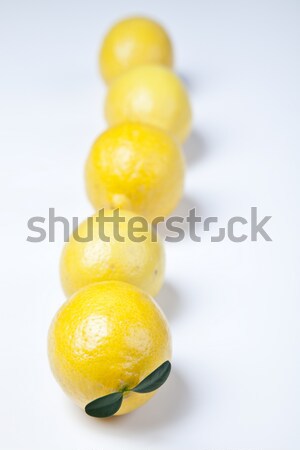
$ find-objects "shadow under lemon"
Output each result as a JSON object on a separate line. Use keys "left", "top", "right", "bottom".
{"left": 183, "top": 129, "right": 207, "bottom": 168}
{"left": 63, "top": 368, "right": 195, "bottom": 433}
{"left": 156, "top": 194, "right": 203, "bottom": 240}
{"left": 155, "top": 282, "right": 182, "bottom": 322}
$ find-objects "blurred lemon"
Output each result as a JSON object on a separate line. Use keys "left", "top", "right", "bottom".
{"left": 48, "top": 281, "right": 172, "bottom": 415}
{"left": 60, "top": 209, "right": 165, "bottom": 297}
{"left": 85, "top": 122, "right": 185, "bottom": 220}
{"left": 104, "top": 65, "right": 192, "bottom": 143}
{"left": 100, "top": 16, "right": 173, "bottom": 83}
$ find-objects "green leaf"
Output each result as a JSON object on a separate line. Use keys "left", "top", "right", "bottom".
{"left": 85, "top": 392, "right": 123, "bottom": 418}
{"left": 132, "top": 361, "right": 171, "bottom": 393}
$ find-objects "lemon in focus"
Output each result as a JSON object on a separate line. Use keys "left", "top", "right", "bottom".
{"left": 85, "top": 122, "right": 185, "bottom": 220}
{"left": 48, "top": 281, "right": 172, "bottom": 415}
{"left": 105, "top": 65, "right": 192, "bottom": 143}
{"left": 100, "top": 16, "right": 173, "bottom": 83}
{"left": 60, "top": 209, "right": 165, "bottom": 297}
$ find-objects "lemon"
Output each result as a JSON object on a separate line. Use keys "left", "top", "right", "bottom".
{"left": 104, "top": 65, "right": 192, "bottom": 143}
{"left": 100, "top": 17, "right": 173, "bottom": 83}
{"left": 60, "top": 209, "right": 165, "bottom": 297}
{"left": 85, "top": 122, "right": 185, "bottom": 220}
{"left": 48, "top": 281, "right": 172, "bottom": 415}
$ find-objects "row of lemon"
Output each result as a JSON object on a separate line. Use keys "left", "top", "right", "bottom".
{"left": 48, "top": 17, "right": 192, "bottom": 418}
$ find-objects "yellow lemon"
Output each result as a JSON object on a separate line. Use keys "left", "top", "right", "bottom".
{"left": 100, "top": 16, "right": 173, "bottom": 83}
{"left": 48, "top": 281, "right": 172, "bottom": 415}
{"left": 104, "top": 65, "right": 192, "bottom": 143}
{"left": 60, "top": 209, "right": 165, "bottom": 297}
{"left": 85, "top": 122, "right": 185, "bottom": 220}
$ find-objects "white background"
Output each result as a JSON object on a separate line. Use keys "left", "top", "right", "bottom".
{"left": 1, "top": 0, "right": 300, "bottom": 449}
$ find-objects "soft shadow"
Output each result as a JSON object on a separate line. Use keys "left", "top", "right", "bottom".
{"left": 101, "top": 368, "right": 194, "bottom": 433}
{"left": 172, "top": 194, "right": 202, "bottom": 218}
{"left": 183, "top": 129, "right": 207, "bottom": 168}
{"left": 155, "top": 282, "right": 182, "bottom": 322}
{"left": 157, "top": 194, "right": 203, "bottom": 240}
{"left": 63, "top": 368, "right": 201, "bottom": 435}
{"left": 177, "top": 71, "right": 197, "bottom": 91}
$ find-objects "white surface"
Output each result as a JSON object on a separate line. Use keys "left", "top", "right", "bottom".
{"left": 1, "top": 0, "right": 300, "bottom": 449}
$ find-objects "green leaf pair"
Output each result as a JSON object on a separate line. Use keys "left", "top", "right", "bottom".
{"left": 85, "top": 360, "right": 171, "bottom": 418}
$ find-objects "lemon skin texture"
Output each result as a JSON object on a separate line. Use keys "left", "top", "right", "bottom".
{"left": 85, "top": 122, "right": 185, "bottom": 221}
{"left": 104, "top": 65, "right": 192, "bottom": 143}
{"left": 100, "top": 17, "right": 173, "bottom": 84}
{"left": 48, "top": 281, "right": 172, "bottom": 415}
{"left": 60, "top": 209, "right": 165, "bottom": 297}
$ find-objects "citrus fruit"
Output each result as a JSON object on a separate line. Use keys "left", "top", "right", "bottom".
{"left": 85, "top": 122, "right": 185, "bottom": 220}
{"left": 104, "top": 64, "right": 192, "bottom": 143}
{"left": 60, "top": 209, "right": 165, "bottom": 297}
{"left": 100, "top": 17, "right": 173, "bottom": 83}
{"left": 48, "top": 281, "right": 172, "bottom": 415}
